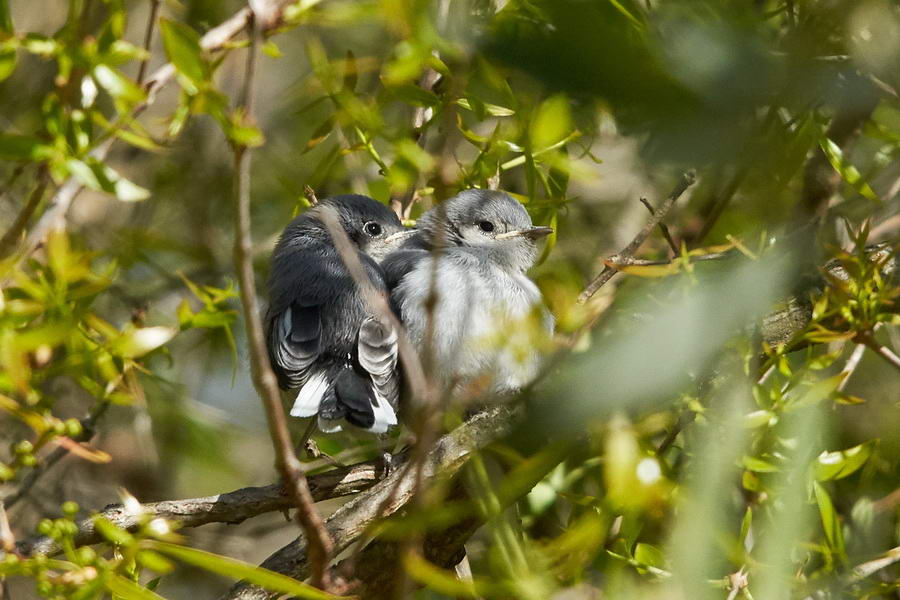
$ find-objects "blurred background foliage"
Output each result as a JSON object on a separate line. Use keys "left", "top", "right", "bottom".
{"left": 0, "top": 0, "right": 898, "bottom": 598}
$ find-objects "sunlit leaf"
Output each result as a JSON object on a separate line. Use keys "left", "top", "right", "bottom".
{"left": 159, "top": 19, "right": 207, "bottom": 92}
{"left": 111, "top": 326, "right": 177, "bottom": 358}
{"left": 403, "top": 551, "right": 492, "bottom": 598}
{"left": 0, "top": 133, "right": 45, "bottom": 160}
{"left": 820, "top": 138, "right": 878, "bottom": 202}
{"left": 813, "top": 481, "right": 846, "bottom": 558}
{"left": 105, "top": 574, "right": 166, "bottom": 600}
{"left": 149, "top": 542, "right": 341, "bottom": 599}
{"left": 814, "top": 441, "right": 876, "bottom": 481}
{"left": 531, "top": 94, "right": 571, "bottom": 150}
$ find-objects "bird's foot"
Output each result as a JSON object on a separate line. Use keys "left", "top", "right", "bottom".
{"left": 380, "top": 451, "right": 403, "bottom": 479}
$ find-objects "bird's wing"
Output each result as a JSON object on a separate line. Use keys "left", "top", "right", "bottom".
{"left": 267, "top": 302, "right": 322, "bottom": 392}
{"left": 356, "top": 315, "right": 400, "bottom": 433}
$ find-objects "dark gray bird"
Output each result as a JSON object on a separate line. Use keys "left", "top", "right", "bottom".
{"left": 265, "top": 194, "right": 411, "bottom": 435}
{"left": 384, "top": 189, "right": 554, "bottom": 394}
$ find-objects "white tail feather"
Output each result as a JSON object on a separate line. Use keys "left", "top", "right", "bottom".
{"left": 290, "top": 371, "right": 329, "bottom": 417}
{"left": 368, "top": 392, "right": 398, "bottom": 434}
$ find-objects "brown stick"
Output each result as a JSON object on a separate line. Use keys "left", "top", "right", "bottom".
{"left": 578, "top": 170, "right": 696, "bottom": 304}
{"left": 856, "top": 331, "right": 900, "bottom": 373}
{"left": 13, "top": 456, "right": 389, "bottom": 558}
{"left": 0, "top": 166, "right": 49, "bottom": 258}
{"left": 231, "top": 9, "right": 334, "bottom": 592}
{"left": 220, "top": 406, "right": 517, "bottom": 600}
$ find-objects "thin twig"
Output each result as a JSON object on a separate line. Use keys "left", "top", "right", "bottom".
{"left": 135, "top": 0, "right": 161, "bottom": 85}
{"left": 857, "top": 331, "right": 900, "bottom": 373}
{"left": 639, "top": 196, "right": 679, "bottom": 256}
{"left": 231, "top": 10, "right": 334, "bottom": 593}
{"left": 303, "top": 184, "right": 319, "bottom": 206}
{"left": 3, "top": 400, "right": 111, "bottom": 511}
{"left": 0, "top": 167, "right": 49, "bottom": 258}
{"left": 848, "top": 546, "right": 900, "bottom": 582}
{"left": 578, "top": 170, "right": 696, "bottom": 304}
{"left": 0, "top": 501, "right": 13, "bottom": 553}
{"left": 0, "top": 165, "right": 25, "bottom": 204}
{"left": 837, "top": 342, "right": 867, "bottom": 392}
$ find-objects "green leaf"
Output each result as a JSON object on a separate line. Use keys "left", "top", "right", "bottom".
{"left": 105, "top": 574, "right": 166, "bottom": 600}
{"left": 530, "top": 94, "right": 571, "bottom": 150}
{"left": 455, "top": 97, "right": 515, "bottom": 116}
{"left": 634, "top": 543, "right": 667, "bottom": 569}
{"left": 93, "top": 516, "right": 135, "bottom": 546}
{"left": 0, "top": 0, "right": 12, "bottom": 33}
{"left": 0, "top": 39, "right": 16, "bottom": 83}
{"left": 149, "top": 542, "right": 341, "bottom": 599}
{"left": 0, "top": 133, "right": 44, "bottom": 160}
{"left": 403, "top": 551, "right": 489, "bottom": 598}
{"left": 111, "top": 326, "right": 177, "bottom": 358}
{"left": 741, "top": 456, "right": 779, "bottom": 473}
{"left": 820, "top": 137, "right": 878, "bottom": 202}
{"left": 814, "top": 441, "right": 876, "bottom": 481}
{"left": 813, "top": 481, "right": 846, "bottom": 557}
{"left": 159, "top": 19, "right": 207, "bottom": 92}
{"left": 92, "top": 64, "right": 145, "bottom": 104}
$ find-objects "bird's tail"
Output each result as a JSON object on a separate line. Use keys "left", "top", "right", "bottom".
{"left": 289, "top": 364, "right": 397, "bottom": 434}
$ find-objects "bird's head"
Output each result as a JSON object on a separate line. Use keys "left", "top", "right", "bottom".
{"left": 417, "top": 189, "right": 553, "bottom": 272}
{"left": 318, "top": 194, "right": 414, "bottom": 262}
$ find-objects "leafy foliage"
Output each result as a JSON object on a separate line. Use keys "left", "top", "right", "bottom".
{"left": 0, "top": 0, "right": 898, "bottom": 599}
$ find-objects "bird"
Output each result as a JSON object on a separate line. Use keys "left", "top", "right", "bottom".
{"left": 265, "top": 194, "right": 412, "bottom": 438}
{"left": 383, "top": 189, "right": 554, "bottom": 395}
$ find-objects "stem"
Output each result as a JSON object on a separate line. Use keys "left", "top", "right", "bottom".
{"left": 0, "top": 167, "right": 49, "bottom": 258}
{"left": 578, "top": 170, "right": 696, "bottom": 303}
{"left": 858, "top": 332, "right": 900, "bottom": 373}
{"left": 230, "top": 11, "right": 334, "bottom": 592}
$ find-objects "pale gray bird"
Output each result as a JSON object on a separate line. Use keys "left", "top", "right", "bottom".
{"left": 383, "top": 189, "right": 554, "bottom": 394}
{"left": 265, "top": 194, "right": 411, "bottom": 435}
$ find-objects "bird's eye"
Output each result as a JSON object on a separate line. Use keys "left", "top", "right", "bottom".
{"left": 478, "top": 221, "right": 495, "bottom": 233}
{"left": 364, "top": 221, "right": 382, "bottom": 237}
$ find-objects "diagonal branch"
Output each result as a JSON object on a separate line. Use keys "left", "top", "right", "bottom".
{"left": 220, "top": 405, "right": 518, "bottom": 600}
{"left": 578, "top": 170, "right": 697, "bottom": 304}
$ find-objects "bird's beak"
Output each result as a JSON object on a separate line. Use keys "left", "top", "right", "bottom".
{"left": 384, "top": 229, "right": 417, "bottom": 246}
{"left": 495, "top": 226, "right": 554, "bottom": 240}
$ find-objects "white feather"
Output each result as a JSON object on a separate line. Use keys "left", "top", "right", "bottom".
{"left": 289, "top": 371, "right": 329, "bottom": 417}
{"left": 368, "top": 392, "right": 398, "bottom": 434}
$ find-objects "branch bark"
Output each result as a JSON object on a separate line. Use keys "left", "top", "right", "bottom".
{"left": 578, "top": 170, "right": 697, "bottom": 304}
{"left": 13, "top": 457, "right": 388, "bottom": 558}
{"left": 220, "top": 405, "right": 518, "bottom": 600}
{"left": 230, "top": 7, "right": 335, "bottom": 593}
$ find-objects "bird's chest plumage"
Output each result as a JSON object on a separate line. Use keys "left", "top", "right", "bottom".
{"left": 397, "top": 253, "right": 548, "bottom": 391}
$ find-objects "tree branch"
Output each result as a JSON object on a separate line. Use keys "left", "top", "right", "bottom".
{"left": 578, "top": 170, "right": 697, "bottom": 304}
{"left": 0, "top": 166, "right": 49, "bottom": 258}
{"left": 220, "top": 405, "right": 518, "bottom": 600}
{"left": 13, "top": 457, "right": 388, "bottom": 558}
{"left": 230, "top": 7, "right": 335, "bottom": 593}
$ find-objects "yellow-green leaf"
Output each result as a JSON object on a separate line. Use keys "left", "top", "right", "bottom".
{"left": 111, "top": 326, "right": 177, "bottom": 358}
{"left": 148, "top": 542, "right": 342, "bottom": 599}
{"left": 160, "top": 19, "right": 207, "bottom": 91}
{"left": 105, "top": 574, "right": 166, "bottom": 600}
{"left": 815, "top": 441, "right": 876, "bottom": 481}
{"left": 530, "top": 94, "right": 571, "bottom": 150}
